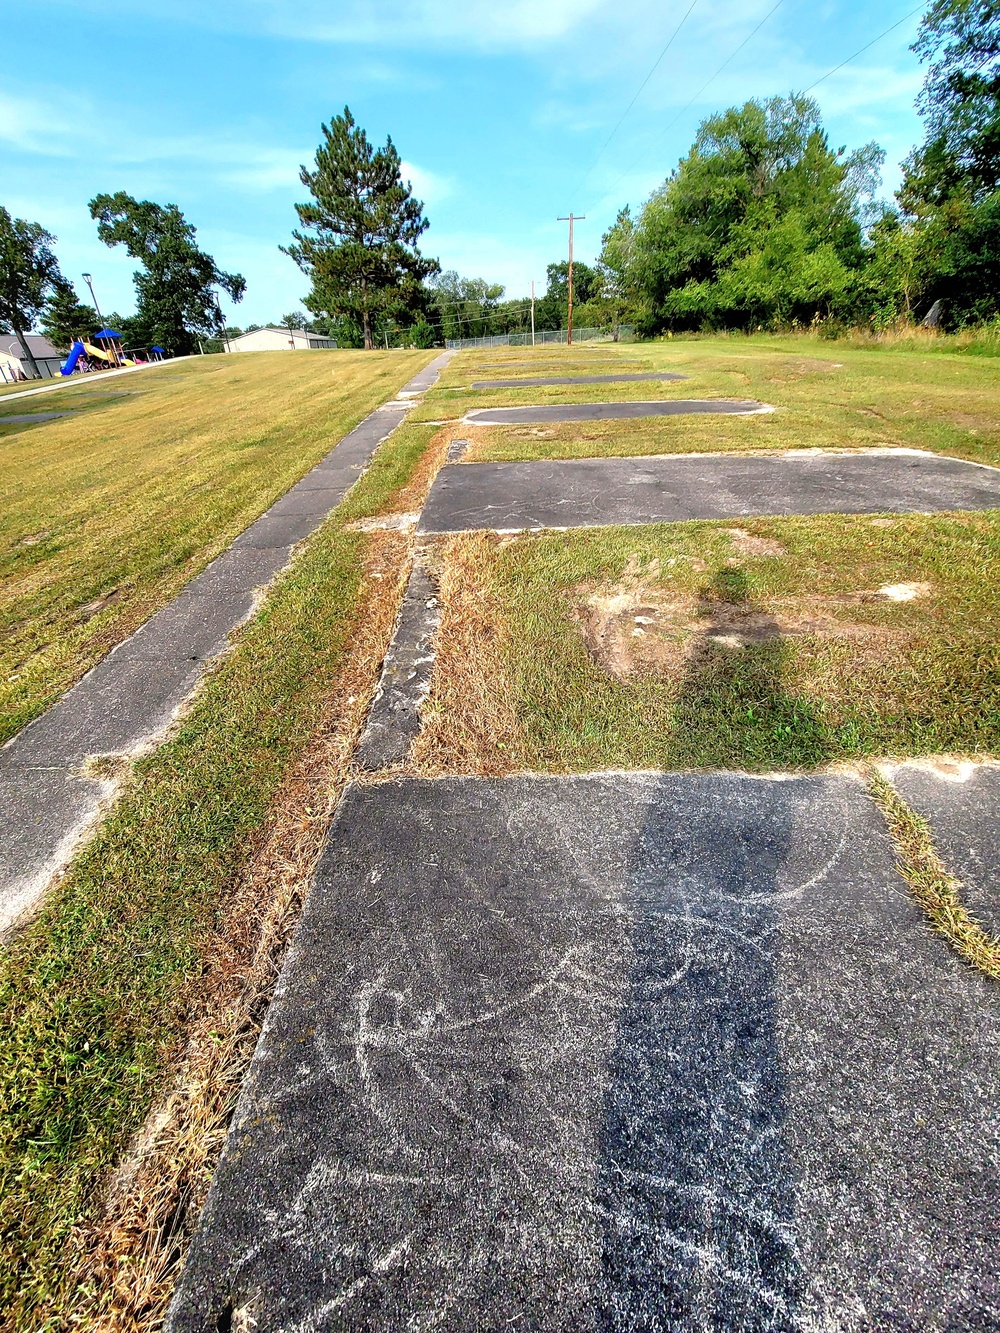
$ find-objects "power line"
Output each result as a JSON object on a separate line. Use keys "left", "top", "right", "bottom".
{"left": 587, "top": 0, "right": 787, "bottom": 210}
{"left": 581, "top": 0, "right": 700, "bottom": 187}
{"left": 802, "top": 4, "right": 925, "bottom": 93}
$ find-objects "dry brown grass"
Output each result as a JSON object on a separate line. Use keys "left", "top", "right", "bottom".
{"left": 410, "top": 533, "right": 523, "bottom": 776}
{"left": 868, "top": 770, "right": 1000, "bottom": 983}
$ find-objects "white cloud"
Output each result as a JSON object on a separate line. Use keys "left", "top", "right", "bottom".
{"left": 40, "top": 0, "right": 611, "bottom": 48}
{"left": 400, "top": 160, "right": 451, "bottom": 205}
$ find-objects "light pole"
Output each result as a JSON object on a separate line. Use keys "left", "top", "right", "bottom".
{"left": 81, "top": 273, "right": 105, "bottom": 332}
{"left": 531, "top": 280, "right": 536, "bottom": 347}
{"left": 82, "top": 273, "right": 113, "bottom": 363}
{"left": 213, "top": 293, "right": 231, "bottom": 353}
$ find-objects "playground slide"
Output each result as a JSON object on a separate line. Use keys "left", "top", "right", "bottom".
{"left": 82, "top": 341, "right": 114, "bottom": 363}
{"left": 60, "top": 341, "right": 85, "bottom": 376}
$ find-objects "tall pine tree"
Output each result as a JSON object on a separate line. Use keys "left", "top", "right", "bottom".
{"left": 285, "top": 108, "right": 438, "bottom": 350}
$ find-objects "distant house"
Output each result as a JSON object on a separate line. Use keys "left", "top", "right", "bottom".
{"left": 0, "top": 333, "right": 65, "bottom": 383}
{"left": 225, "top": 327, "right": 338, "bottom": 353}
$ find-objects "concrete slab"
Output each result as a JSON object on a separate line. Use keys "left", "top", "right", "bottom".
{"left": 419, "top": 448, "right": 1000, "bottom": 534}
{"left": 470, "top": 373, "right": 687, "bottom": 389}
{"left": 168, "top": 772, "right": 1000, "bottom": 1331}
{"left": 466, "top": 398, "right": 768, "bottom": 426}
{"left": 891, "top": 762, "right": 1000, "bottom": 939}
{"left": 227, "top": 512, "right": 329, "bottom": 550}
{"left": 183, "top": 547, "right": 293, "bottom": 597}
{"left": 354, "top": 561, "right": 440, "bottom": 771}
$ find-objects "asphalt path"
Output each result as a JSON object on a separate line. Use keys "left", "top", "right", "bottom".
{"left": 419, "top": 448, "right": 1000, "bottom": 534}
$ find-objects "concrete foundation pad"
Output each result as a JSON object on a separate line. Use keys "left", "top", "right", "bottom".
{"left": 466, "top": 398, "right": 769, "bottom": 426}
{"left": 890, "top": 761, "right": 1000, "bottom": 938}
{"left": 168, "top": 772, "right": 1000, "bottom": 1332}
{"left": 470, "top": 373, "right": 687, "bottom": 389}
{"left": 419, "top": 448, "right": 1000, "bottom": 534}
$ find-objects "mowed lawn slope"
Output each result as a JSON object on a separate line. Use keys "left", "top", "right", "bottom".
{"left": 424, "top": 336, "right": 1000, "bottom": 468}
{"left": 0, "top": 349, "right": 432, "bottom": 742}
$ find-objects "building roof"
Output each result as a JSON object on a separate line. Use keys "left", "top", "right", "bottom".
{"left": 233, "top": 326, "right": 308, "bottom": 339}
{"left": 0, "top": 333, "right": 62, "bottom": 360}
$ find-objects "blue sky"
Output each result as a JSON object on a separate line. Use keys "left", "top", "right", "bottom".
{"left": 3, "top": 0, "right": 927, "bottom": 328}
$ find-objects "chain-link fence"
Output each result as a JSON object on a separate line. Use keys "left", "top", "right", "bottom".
{"left": 445, "top": 326, "right": 635, "bottom": 351}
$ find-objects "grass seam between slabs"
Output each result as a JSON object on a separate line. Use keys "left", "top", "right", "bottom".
{"left": 867, "top": 768, "right": 1000, "bottom": 983}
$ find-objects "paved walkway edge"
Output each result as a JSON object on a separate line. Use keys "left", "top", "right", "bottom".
{"left": 0, "top": 352, "right": 454, "bottom": 935}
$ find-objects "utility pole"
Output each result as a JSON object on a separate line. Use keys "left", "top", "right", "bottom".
{"left": 531, "top": 280, "right": 536, "bottom": 347}
{"left": 556, "top": 213, "right": 585, "bottom": 345}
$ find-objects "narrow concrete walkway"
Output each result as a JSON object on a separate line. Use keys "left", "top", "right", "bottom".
{"left": 418, "top": 448, "right": 1000, "bottom": 534}
{"left": 168, "top": 771, "right": 1000, "bottom": 1331}
{"left": 0, "top": 352, "right": 453, "bottom": 934}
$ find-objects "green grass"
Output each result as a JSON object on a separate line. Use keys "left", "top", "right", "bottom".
{"left": 0, "top": 349, "right": 433, "bottom": 743}
{"left": 0, "top": 417, "right": 437, "bottom": 1328}
{"left": 421, "top": 512, "right": 1000, "bottom": 774}
{"left": 423, "top": 336, "right": 1000, "bottom": 469}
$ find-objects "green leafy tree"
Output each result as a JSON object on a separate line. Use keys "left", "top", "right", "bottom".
{"left": 285, "top": 107, "right": 438, "bottom": 350}
{"left": 895, "top": 1, "right": 1000, "bottom": 326}
{"left": 0, "top": 206, "right": 65, "bottom": 377}
{"left": 595, "top": 207, "right": 644, "bottom": 336}
{"left": 903, "top": 0, "right": 1000, "bottom": 206}
{"left": 281, "top": 310, "right": 310, "bottom": 337}
{"left": 41, "top": 282, "right": 98, "bottom": 349}
{"left": 428, "top": 271, "right": 506, "bottom": 340}
{"left": 630, "top": 96, "right": 880, "bottom": 331}
{"left": 535, "top": 260, "right": 600, "bottom": 331}
{"left": 88, "top": 192, "right": 246, "bottom": 354}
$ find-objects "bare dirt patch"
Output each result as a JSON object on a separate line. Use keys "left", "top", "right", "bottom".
{"left": 724, "top": 528, "right": 787, "bottom": 558}
{"left": 576, "top": 569, "right": 913, "bottom": 682}
{"left": 346, "top": 512, "right": 419, "bottom": 532}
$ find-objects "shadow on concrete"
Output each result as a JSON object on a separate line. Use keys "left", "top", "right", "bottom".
{"left": 594, "top": 568, "right": 832, "bottom": 1327}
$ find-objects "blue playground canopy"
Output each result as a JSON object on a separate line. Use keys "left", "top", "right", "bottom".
{"left": 151, "top": 346, "right": 165, "bottom": 354}
{"left": 95, "top": 328, "right": 122, "bottom": 339}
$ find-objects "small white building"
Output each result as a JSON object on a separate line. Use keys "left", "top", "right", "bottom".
{"left": 0, "top": 333, "right": 65, "bottom": 383}
{"left": 225, "top": 327, "right": 337, "bottom": 353}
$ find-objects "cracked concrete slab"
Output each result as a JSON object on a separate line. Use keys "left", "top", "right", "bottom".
{"left": 0, "top": 351, "right": 455, "bottom": 933}
{"left": 419, "top": 448, "right": 1000, "bottom": 534}
{"left": 470, "top": 373, "right": 687, "bottom": 389}
{"left": 354, "top": 560, "right": 440, "bottom": 771}
{"left": 167, "top": 771, "right": 1000, "bottom": 1332}
{"left": 890, "top": 762, "right": 1000, "bottom": 938}
{"left": 466, "top": 398, "right": 768, "bottom": 425}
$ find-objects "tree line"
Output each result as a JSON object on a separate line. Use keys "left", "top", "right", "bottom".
{"left": 3, "top": 0, "right": 999, "bottom": 371}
